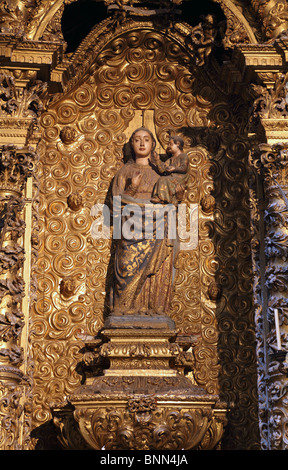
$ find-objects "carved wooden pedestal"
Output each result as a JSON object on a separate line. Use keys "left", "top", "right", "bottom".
{"left": 52, "top": 324, "right": 227, "bottom": 450}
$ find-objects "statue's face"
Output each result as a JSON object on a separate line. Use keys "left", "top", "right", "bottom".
{"left": 167, "top": 139, "right": 179, "bottom": 155}
{"left": 132, "top": 130, "right": 153, "bottom": 158}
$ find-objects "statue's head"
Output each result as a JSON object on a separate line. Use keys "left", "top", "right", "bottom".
{"left": 129, "top": 127, "right": 156, "bottom": 160}
{"left": 169, "top": 135, "right": 184, "bottom": 151}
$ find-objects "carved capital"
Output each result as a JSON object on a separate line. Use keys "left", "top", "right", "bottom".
{"left": 0, "top": 145, "right": 35, "bottom": 195}
{"left": 250, "top": 142, "right": 288, "bottom": 181}
{"left": 250, "top": 0, "right": 288, "bottom": 39}
{"left": 251, "top": 72, "right": 288, "bottom": 120}
{"left": 0, "top": 70, "right": 47, "bottom": 146}
{"left": 247, "top": 71, "right": 288, "bottom": 144}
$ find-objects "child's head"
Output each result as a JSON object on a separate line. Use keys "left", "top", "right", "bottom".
{"left": 169, "top": 135, "right": 184, "bottom": 151}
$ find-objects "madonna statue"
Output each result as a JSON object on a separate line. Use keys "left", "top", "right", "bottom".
{"left": 106, "top": 127, "right": 184, "bottom": 330}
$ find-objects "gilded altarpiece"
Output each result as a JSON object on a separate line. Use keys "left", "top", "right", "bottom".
{"left": 29, "top": 20, "right": 260, "bottom": 449}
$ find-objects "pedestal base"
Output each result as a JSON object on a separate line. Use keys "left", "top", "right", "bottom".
{"left": 52, "top": 326, "right": 228, "bottom": 450}
{"left": 104, "top": 314, "right": 176, "bottom": 330}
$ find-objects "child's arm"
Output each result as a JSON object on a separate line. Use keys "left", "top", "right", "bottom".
{"left": 167, "top": 155, "right": 189, "bottom": 174}
{"left": 150, "top": 152, "right": 168, "bottom": 173}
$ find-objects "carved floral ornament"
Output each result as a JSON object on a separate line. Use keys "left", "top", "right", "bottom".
{"left": 251, "top": 72, "right": 288, "bottom": 120}
{"left": 250, "top": 142, "right": 288, "bottom": 173}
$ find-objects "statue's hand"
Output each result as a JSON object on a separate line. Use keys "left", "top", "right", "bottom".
{"left": 166, "top": 166, "right": 175, "bottom": 173}
{"left": 150, "top": 151, "right": 160, "bottom": 163}
{"left": 131, "top": 172, "right": 143, "bottom": 187}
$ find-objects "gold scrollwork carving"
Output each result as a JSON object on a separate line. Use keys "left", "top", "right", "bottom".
{"left": 29, "top": 21, "right": 260, "bottom": 450}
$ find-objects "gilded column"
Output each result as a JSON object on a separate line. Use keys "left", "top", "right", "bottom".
{"left": 230, "top": 19, "right": 288, "bottom": 447}
{"left": 0, "top": 70, "right": 41, "bottom": 449}
{"left": 0, "top": 0, "right": 64, "bottom": 446}
{"left": 250, "top": 143, "right": 288, "bottom": 450}
{"left": 249, "top": 71, "right": 288, "bottom": 449}
{"left": 0, "top": 144, "right": 35, "bottom": 449}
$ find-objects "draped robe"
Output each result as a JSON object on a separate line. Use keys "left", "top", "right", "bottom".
{"left": 110, "top": 161, "right": 176, "bottom": 319}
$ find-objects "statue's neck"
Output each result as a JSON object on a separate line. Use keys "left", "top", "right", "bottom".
{"left": 135, "top": 156, "right": 150, "bottom": 166}
{"left": 171, "top": 149, "right": 181, "bottom": 158}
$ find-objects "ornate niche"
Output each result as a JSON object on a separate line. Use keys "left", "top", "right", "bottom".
{"left": 29, "top": 4, "right": 260, "bottom": 450}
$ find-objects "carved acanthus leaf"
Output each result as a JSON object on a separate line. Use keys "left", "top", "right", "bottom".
{"left": 0, "top": 146, "right": 35, "bottom": 193}
{"left": 0, "top": 0, "right": 25, "bottom": 35}
{"left": 0, "top": 72, "right": 47, "bottom": 119}
{"left": 251, "top": 72, "right": 288, "bottom": 120}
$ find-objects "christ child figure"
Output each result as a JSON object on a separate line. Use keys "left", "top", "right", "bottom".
{"left": 150, "top": 135, "right": 189, "bottom": 204}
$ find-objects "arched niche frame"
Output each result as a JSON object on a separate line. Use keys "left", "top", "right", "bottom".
{"left": 32, "top": 9, "right": 262, "bottom": 450}
{"left": 26, "top": 0, "right": 257, "bottom": 47}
